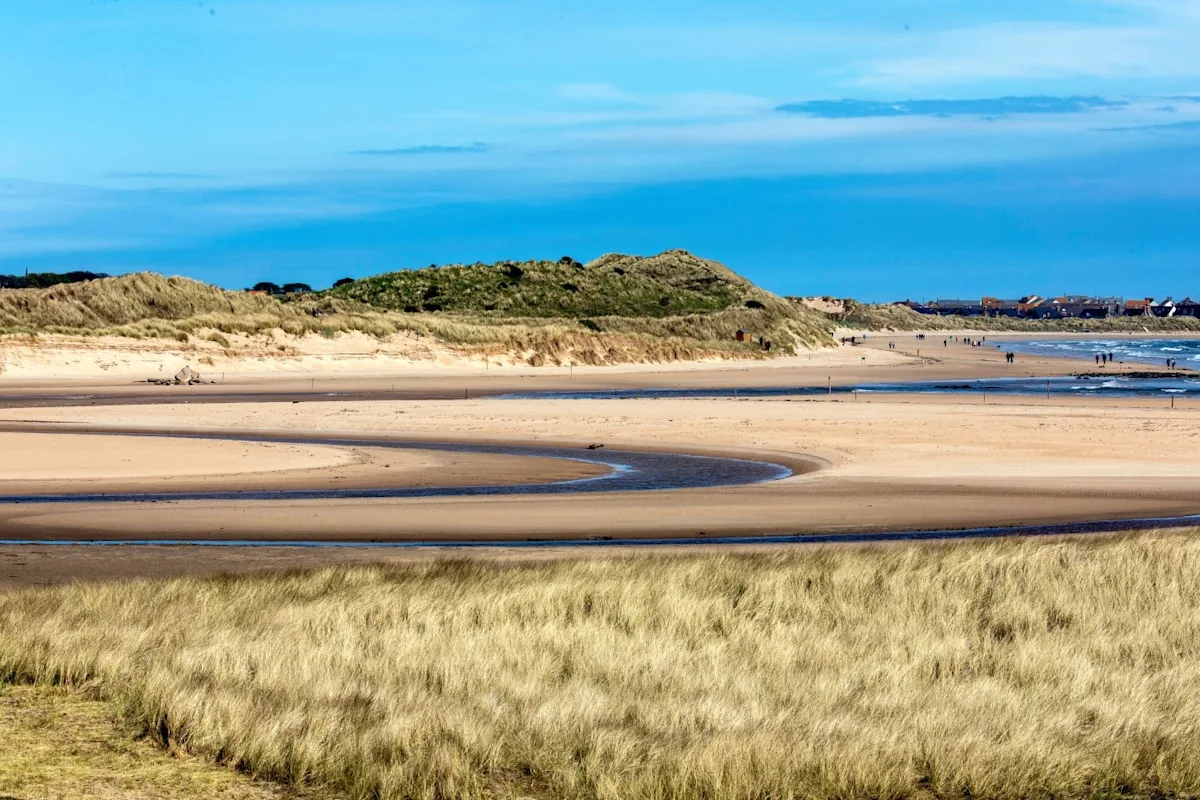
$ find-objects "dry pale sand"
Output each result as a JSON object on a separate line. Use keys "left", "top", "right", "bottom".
{"left": 0, "top": 432, "right": 355, "bottom": 482}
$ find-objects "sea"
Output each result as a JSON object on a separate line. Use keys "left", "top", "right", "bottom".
{"left": 1005, "top": 337, "right": 1200, "bottom": 369}
{"left": 841, "top": 337, "right": 1200, "bottom": 398}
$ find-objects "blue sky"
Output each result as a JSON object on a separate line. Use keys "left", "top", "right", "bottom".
{"left": 2, "top": 0, "right": 1200, "bottom": 300}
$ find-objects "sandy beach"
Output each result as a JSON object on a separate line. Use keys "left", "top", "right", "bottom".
{"left": 0, "top": 332, "right": 1197, "bottom": 588}
{"left": 0, "top": 330, "right": 1154, "bottom": 410}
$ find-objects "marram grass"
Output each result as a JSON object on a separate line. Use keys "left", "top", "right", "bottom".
{"left": 5, "top": 534, "right": 1200, "bottom": 799}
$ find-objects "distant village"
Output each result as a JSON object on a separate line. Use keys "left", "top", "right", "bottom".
{"left": 898, "top": 295, "right": 1200, "bottom": 320}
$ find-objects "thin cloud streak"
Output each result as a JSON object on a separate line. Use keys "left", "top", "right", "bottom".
{"left": 854, "top": 22, "right": 1200, "bottom": 87}
{"left": 107, "top": 171, "right": 211, "bottom": 180}
{"left": 1099, "top": 118, "right": 1200, "bottom": 132}
{"left": 778, "top": 96, "right": 1129, "bottom": 118}
{"left": 350, "top": 143, "right": 492, "bottom": 156}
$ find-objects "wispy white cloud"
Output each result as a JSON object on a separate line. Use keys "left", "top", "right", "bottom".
{"left": 1082, "top": 0, "right": 1200, "bottom": 20}
{"left": 556, "top": 84, "right": 649, "bottom": 104}
{"left": 107, "top": 171, "right": 211, "bottom": 180}
{"left": 555, "top": 85, "right": 775, "bottom": 117}
{"left": 604, "top": 24, "right": 882, "bottom": 61}
{"left": 416, "top": 87, "right": 776, "bottom": 132}
{"left": 778, "top": 95, "right": 1129, "bottom": 118}
{"left": 855, "top": 20, "right": 1200, "bottom": 87}
{"left": 1099, "top": 118, "right": 1200, "bottom": 132}
{"left": 350, "top": 142, "right": 491, "bottom": 156}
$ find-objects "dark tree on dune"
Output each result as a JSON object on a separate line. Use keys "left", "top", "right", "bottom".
{"left": 0, "top": 271, "right": 108, "bottom": 289}
{"left": 332, "top": 277, "right": 355, "bottom": 288}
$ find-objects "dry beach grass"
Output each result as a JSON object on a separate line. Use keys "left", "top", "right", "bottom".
{"left": 5, "top": 533, "right": 1200, "bottom": 799}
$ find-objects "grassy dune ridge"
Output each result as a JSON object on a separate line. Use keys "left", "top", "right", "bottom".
{"left": 5, "top": 533, "right": 1200, "bottom": 799}
{"left": 0, "top": 252, "right": 834, "bottom": 364}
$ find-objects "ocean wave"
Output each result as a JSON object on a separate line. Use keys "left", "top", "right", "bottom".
{"left": 1009, "top": 338, "right": 1200, "bottom": 368}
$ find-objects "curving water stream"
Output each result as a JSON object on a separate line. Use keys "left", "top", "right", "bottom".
{"left": 0, "top": 431, "right": 795, "bottom": 504}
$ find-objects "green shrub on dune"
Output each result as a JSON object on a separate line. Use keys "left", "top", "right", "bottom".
{"left": 331, "top": 250, "right": 756, "bottom": 318}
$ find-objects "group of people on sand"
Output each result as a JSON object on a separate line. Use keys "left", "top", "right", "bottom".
{"left": 1004, "top": 351, "right": 1016, "bottom": 363}
{"left": 1094, "top": 352, "right": 1118, "bottom": 366}
{"left": 1166, "top": 358, "right": 1178, "bottom": 369}
{"left": 940, "top": 335, "right": 988, "bottom": 348}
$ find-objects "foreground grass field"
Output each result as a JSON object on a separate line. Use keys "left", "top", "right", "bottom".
{"left": 4, "top": 534, "right": 1200, "bottom": 799}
